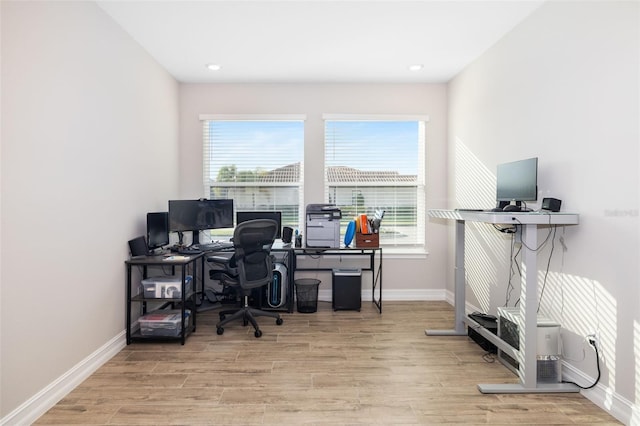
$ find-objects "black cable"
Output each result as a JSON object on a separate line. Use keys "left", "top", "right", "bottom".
{"left": 482, "top": 352, "right": 496, "bottom": 363}
{"left": 511, "top": 215, "right": 554, "bottom": 251}
{"left": 537, "top": 225, "right": 557, "bottom": 313}
{"left": 504, "top": 233, "right": 517, "bottom": 306}
{"left": 562, "top": 340, "right": 601, "bottom": 390}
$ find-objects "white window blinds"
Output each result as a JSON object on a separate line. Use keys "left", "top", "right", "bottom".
{"left": 323, "top": 115, "right": 427, "bottom": 247}
{"left": 201, "top": 115, "right": 305, "bottom": 232}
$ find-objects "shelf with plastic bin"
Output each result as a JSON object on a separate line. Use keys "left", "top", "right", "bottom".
{"left": 131, "top": 275, "right": 194, "bottom": 303}
{"left": 125, "top": 253, "right": 203, "bottom": 345}
{"left": 131, "top": 309, "right": 194, "bottom": 341}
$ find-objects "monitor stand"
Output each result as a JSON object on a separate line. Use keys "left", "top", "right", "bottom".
{"left": 192, "top": 230, "right": 201, "bottom": 245}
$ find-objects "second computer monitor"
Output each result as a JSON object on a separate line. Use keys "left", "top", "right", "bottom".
{"left": 169, "top": 199, "right": 234, "bottom": 232}
{"left": 236, "top": 211, "right": 282, "bottom": 239}
{"left": 146, "top": 212, "right": 169, "bottom": 251}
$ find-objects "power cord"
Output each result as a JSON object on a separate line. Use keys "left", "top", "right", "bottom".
{"left": 562, "top": 337, "right": 601, "bottom": 390}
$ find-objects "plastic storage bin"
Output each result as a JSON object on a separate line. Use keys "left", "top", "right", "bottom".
{"left": 295, "top": 278, "right": 320, "bottom": 313}
{"left": 139, "top": 309, "right": 191, "bottom": 337}
{"left": 141, "top": 275, "right": 192, "bottom": 299}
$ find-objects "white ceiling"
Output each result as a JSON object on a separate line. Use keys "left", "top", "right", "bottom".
{"left": 97, "top": 0, "right": 544, "bottom": 84}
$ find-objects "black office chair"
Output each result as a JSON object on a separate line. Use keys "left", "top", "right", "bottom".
{"left": 210, "top": 219, "right": 283, "bottom": 338}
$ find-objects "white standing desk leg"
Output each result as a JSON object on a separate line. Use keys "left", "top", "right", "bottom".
{"left": 479, "top": 223, "right": 579, "bottom": 393}
{"left": 426, "top": 219, "right": 467, "bottom": 336}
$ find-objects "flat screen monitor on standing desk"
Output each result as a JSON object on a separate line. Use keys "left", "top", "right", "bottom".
{"left": 236, "top": 211, "right": 282, "bottom": 239}
{"left": 168, "top": 199, "right": 234, "bottom": 245}
{"left": 496, "top": 157, "right": 538, "bottom": 210}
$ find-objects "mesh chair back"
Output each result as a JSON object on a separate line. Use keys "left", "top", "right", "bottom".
{"left": 232, "top": 219, "right": 278, "bottom": 290}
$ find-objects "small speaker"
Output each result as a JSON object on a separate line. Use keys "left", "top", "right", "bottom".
{"left": 282, "top": 226, "right": 293, "bottom": 243}
{"left": 541, "top": 197, "right": 562, "bottom": 212}
{"left": 128, "top": 236, "right": 148, "bottom": 257}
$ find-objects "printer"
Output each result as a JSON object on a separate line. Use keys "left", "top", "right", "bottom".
{"left": 305, "top": 204, "right": 342, "bottom": 248}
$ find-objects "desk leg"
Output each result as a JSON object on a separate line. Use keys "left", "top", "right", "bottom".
{"left": 372, "top": 249, "right": 382, "bottom": 314}
{"left": 478, "top": 224, "right": 579, "bottom": 394}
{"left": 126, "top": 264, "right": 132, "bottom": 345}
{"left": 426, "top": 219, "right": 467, "bottom": 336}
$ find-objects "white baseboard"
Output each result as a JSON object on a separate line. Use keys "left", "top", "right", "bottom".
{"left": 317, "top": 288, "right": 447, "bottom": 302}
{"left": 1, "top": 331, "right": 126, "bottom": 426}
{"left": 562, "top": 362, "right": 634, "bottom": 425}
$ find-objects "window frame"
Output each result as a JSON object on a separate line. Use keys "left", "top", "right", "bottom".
{"left": 199, "top": 114, "right": 306, "bottom": 238}
{"left": 322, "top": 114, "right": 429, "bottom": 249}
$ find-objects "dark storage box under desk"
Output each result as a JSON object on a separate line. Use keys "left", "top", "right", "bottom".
{"left": 467, "top": 313, "right": 498, "bottom": 353}
{"left": 332, "top": 269, "right": 361, "bottom": 311}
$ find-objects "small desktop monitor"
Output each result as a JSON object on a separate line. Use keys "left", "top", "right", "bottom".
{"left": 146, "top": 212, "right": 169, "bottom": 252}
{"left": 496, "top": 157, "right": 538, "bottom": 208}
{"left": 169, "top": 199, "right": 234, "bottom": 244}
{"left": 236, "top": 211, "right": 282, "bottom": 239}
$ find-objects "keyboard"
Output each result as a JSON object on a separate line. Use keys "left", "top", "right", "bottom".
{"left": 177, "top": 247, "right": 202, "bottom": 255}
{"left": 197, "top": 241, "right": 234, "bottom": 251}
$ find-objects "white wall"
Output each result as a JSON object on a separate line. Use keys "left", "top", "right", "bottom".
{"left": 1, "top": 1, "right": 179, "bottom": 420}
{"left": 179, "top": 83, "right": 450, "bottom": 296}
{"left": 448, "top": 1, "right": 638, "bottom": 423}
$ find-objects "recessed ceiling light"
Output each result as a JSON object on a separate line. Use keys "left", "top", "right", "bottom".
{"left": 408, "top": 64, "right": 424, "bottom": 71}
{"left": 206, "top": 63, "right": 222, "bottom": 71}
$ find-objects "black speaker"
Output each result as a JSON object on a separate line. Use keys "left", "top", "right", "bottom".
{"left": 542, "top": 197, "right": 562, "bottom": 212}
{"left": 128, "top": 236, "right": 148, "bottom": 257}
{"left": 282, "top": 226, "right": 293, "bottom": 243}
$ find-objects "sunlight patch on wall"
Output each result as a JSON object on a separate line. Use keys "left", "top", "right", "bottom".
{"left": 465, "top": 223, "right": 513, "bottom": 311}
{"left": 454, "top": 138, "right": 496, "bottom": 209}
{"left": 538, "top": 269, "right": 616, "bottom": 396}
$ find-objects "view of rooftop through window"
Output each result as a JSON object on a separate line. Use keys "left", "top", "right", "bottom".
{"left": 203, "top": 117, "right": 425, "bottom": 247}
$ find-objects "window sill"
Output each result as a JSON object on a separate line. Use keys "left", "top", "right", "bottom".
{"left": 380, "top": 247, "right": 428, "bottom": 258}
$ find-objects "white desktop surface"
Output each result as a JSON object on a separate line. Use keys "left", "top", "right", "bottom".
{"left": 428, "top": 209, "right": 579, "bottom": 225}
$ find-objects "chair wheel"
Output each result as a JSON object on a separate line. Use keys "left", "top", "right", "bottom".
{"left": 216, "top": 327, "right": 224, "bottom": 335}
{"left": 254, "top": 329, "right": 262, "bottom": 338}
{"left": 276, "top": 318, "right": 283, "bottom": 325}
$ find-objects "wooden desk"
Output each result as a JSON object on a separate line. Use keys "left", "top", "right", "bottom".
{"left": 427, "top": 209, "right": 579, "bottom": 393}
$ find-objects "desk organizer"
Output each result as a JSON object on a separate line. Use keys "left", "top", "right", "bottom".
{"left": 355, "top": 232, "right": 379, "bottom": 248}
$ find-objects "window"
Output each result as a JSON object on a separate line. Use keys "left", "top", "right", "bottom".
{"left": 324, "top": 115, "right": 427, "bottom": 248}
{"left": 200, "top": 115, "right": 305, "bottom": 237}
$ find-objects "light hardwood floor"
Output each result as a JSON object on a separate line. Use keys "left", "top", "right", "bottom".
{"left": 36, "top": 301, "right": 620, "bottom": 425}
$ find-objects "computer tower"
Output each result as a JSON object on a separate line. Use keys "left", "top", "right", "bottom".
{"left": 497, "top": 307, "right": 562, "bottom": 383}
{"left": 332, "top": 269, "right": 361, "bottom": 311}
{"left": 265, "top": 263, "right": 287, "bottom": 308}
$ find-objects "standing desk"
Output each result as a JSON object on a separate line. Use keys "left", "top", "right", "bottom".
{"left": 427, "top": 209, "right": 579, "bottom": 393}
{"left": 292, "top": 247, "right": 383, "bottom": 313}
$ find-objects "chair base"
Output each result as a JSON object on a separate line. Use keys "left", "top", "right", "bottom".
{"left": 216, "top": 300, "right": 283, "bottom": 338}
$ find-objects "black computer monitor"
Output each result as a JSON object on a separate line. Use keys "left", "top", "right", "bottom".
{"left": 146, "top": 212, "right": 169, "bottom": 252}
{"left": 236, "top": 211, "right": 282, "bottom": 239}
{"left": 496, "top": 157, "right": 538, "bottom": 209}
{"left": 168, "top": 199, "right": 234, "bottom": 244}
